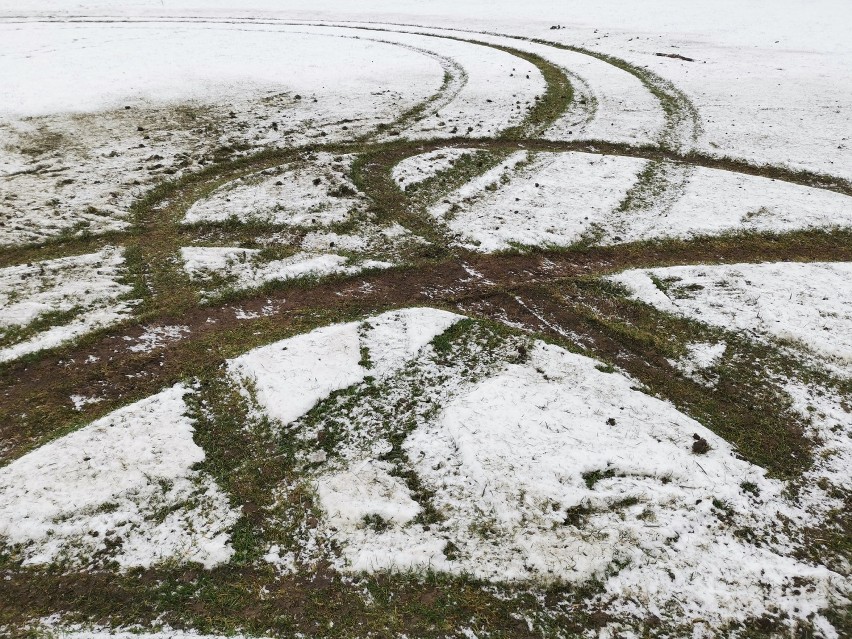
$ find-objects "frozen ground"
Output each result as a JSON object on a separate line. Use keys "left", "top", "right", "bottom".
{"left": 0, "top": 385, "right": 238, "bottom": 569}
{"left": 230, "top": 311, "right": 847, "bottom": 633}
{"left": 0, "top": 247, "right": 135, "bottom": 362}
{"left": 612, "top": 261, "right": 852, "bottom": 376}
{"left": 1, "top": 2, "right": 850, "bottom": 637}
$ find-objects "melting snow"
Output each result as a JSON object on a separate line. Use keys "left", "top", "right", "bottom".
{"left": 228, "top": 307, "right": 463, "bottom": 427}
{"left": 392, "top": 148, "right": 478, "bottom": 190}
{"left": 612, "top": 261, "right": 852, "bottom": 376}
{"left": 0, "top": 247, "right": 135, "bottom": 362}
{"left": 0, "top": 385, "right": 238, "bottom": 569}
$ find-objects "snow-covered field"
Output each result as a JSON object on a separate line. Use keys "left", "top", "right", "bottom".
{"left": 181, "top": 246, "right": 391, "bottom": 298}
{"left": 312, "top": 335, "right": 841, "bottom": 626}
{"left": 183, "top": 153, "right": 363, "bottom": 227}
{"left": 430, "top": 151, "right": 646, "bottom": 250}
{"left": 426, "top": 151, "right": 852, "bottom": 251}
{"left": 0, "top": 385, "right": 238, "bottom": 569}
{"left": 612, "top": 261, "right": 852, "bottom": 376}
{"left": 0, "top": 247, "right": 136, "bottom": 362}
{"left": 1, "top": 1, "right": 850, "bottom": 637}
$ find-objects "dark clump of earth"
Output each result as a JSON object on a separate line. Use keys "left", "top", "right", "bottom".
{"left": 692, "top": 433, "right": 711, "bottom": 454}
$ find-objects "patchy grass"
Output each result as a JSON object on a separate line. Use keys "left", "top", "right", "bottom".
{"left": 541, "top": 277, "right": 818, "bottom": 479}
{"left": 2, "top": 25, "right": 851, "bottom": 638}
{"left": 0, "top": 306, "right": 84, "bottom": 349}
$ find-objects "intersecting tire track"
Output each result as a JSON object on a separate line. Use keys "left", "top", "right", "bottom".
{"left": 2, "top": 18, "right": 852, "bottom": 639}
{"left": 1, "top": 18, "right": 851, "bottom": 466}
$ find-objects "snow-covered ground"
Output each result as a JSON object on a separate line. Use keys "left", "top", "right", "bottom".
{"left": 1, "top": 300, "right": 849, "bottom": 633}
{"left": 183, "top": 153, "right": 362, "bottom": 226}
{"left": 347, "top": 23, "right": 678, "bottom": 147}
{"left": 0, "top": 385, "right": 238, "bottom": 569}
{"left": 425, "top": 150, "right": 852, "bottom": 251}
{"left": 228, "top": 307, "right": 463, "bottom": 426}
{"left": 2, "top": 1, "right": 850, "bottom": 636}
{"left": 612, "top": 261, "right": 852, "bottom": 376}
{"left": 0, "top": 247, "right": 135, "bottom": 362}
{"left": 429, "top": 151, "right": 646, "bottom": 251}
{"left": 288, "top": 24, "right": 547, "bottom": 141}
{"left": 7, "top": 1, "right": 848, "bottom": 176}
{"left": 605, "top": 164, "right": 852, "bottom": 244}
{"left": 613, "top": 261, "right": 852, "bottom": 570}
{"left": 0, "top": 23, "right": 441, "bottom": 245}
{"left": 223, "top": 309, "right": 847, "bottom": 633}
{"left": 3, "top": 8, "right": 850, "bottom": 248}
{"left": 181, "top": 246, "right": 391, "bottom": 297}
{"left": 392, "top": 148, "right": 477, "bottom": 191}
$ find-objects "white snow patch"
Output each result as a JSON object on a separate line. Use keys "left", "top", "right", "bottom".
{"left": 612, "top": 261, "right": 852, "bottom": 375}
{"left": 684, "top": 341, "right": 726, "bottom": 370}
{"left": 315, "top": 336, "right": 844, "bottom": 629}
{"left": 428, "top": 150, "right": 529, "bottom": 219}
{"left": 0, "top": 24, "right": 439, "bottom": 121}
{"left": 318, "top": 461, "right": 449, "bottom": 573}
{"left": 183, "top": 153, "right": 361, "bottom": 226}
{"left": 228, "top": 307, "right": 463, "bottom": 427}
{"left": 342, "top": 13, "right": 850, "bottom": 178}
{"left": 0, "top": 247, "right": 135, "bottom": 362}
{"left": 181, "top": 246, "right": 390, "bottom": 295}
{"left": 233, "top": 301, "right": 278, "bottom": 321}
{"left": 0, "top": 385, "right": 238, "bottom": 569}
{"left": 263, "top": 544, "right": 297, "bottom": 575}
{"left": 320, "top": 26, "right": 546, "bottom": 140}
{"left": 318, "top": 460, "right": 421, "bottom": 526}
{"left": 125, "top": 324, "right": 191, "bottom": 353}
{"left": 784, "top": 380, "right": 852, "bottom": 494}
{"left": 607, "top": 165, "right": 852, "bottom": 244}
{"left": 434, "top": 152, "right": 646, "bottom": 252}
{"left": 442, "top": 29, "right": 669, "bottom": 146}
{"left": 392, "top": 148, "right": 477, "bottom": 190}
{"left": 70, "top": 394, "right": 103, "bottom": 411}
{"left": 669, "top": 341, "right": 726, "bottom": 386}
{"left": 0, "top": 24, "right": 442, "bottom": 245}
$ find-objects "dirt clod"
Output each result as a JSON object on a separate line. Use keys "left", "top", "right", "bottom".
{"left": 692, "top": 437, "right": 711, "bottom": 454}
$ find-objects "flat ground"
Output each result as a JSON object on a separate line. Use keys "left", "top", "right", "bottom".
{"left": 0, "top": 2, "right": 850, "bottom": 637}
